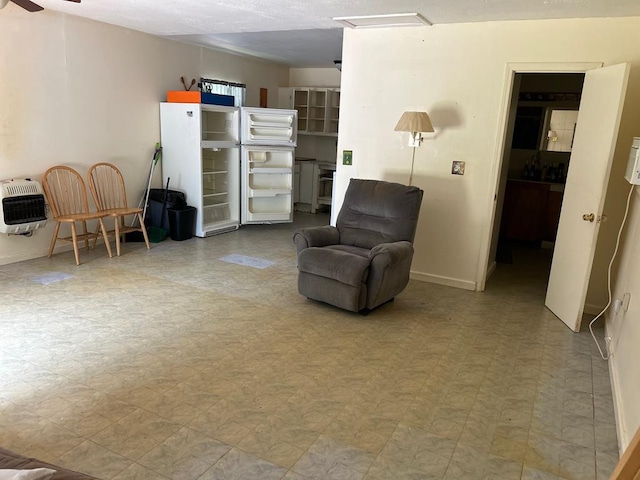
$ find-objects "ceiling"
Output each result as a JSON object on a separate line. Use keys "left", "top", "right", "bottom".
{"left": 28, "top": 0, "right": 640, "bottom": 67}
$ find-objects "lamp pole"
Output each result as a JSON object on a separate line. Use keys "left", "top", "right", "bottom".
{"left": 409, "top": 146, "right": 417, "bottom": 186}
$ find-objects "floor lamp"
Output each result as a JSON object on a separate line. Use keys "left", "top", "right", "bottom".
{"left": 394, "top": 111, "right": 434, "bottom": 186}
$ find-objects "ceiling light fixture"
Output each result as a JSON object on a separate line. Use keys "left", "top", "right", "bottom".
{"left": 333, "top": 13, "right": 431, "bottom": 29}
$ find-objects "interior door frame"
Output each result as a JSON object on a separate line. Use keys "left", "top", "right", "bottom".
{"left": 476, "top": 62, "right": 603, "bottom": 292}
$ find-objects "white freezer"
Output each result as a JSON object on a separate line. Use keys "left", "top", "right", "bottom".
{"left": 241, "top": 107, "right": 297, "bottom": 146}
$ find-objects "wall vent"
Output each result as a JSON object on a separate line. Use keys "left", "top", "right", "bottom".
{"left": 0, "top": 179, "right": 47, "bottom": 234}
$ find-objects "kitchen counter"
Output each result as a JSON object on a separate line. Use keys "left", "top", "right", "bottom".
{"left": 508, "top": 178, "right": 565, "bottom": 191}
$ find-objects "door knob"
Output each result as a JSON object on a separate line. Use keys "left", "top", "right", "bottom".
{"left": 583, "top": 213, "right": 595, "bottom": 222}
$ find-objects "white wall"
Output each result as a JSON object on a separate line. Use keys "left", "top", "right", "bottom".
{"left": 0, "top": 5, "right": 288, "bottom": 265}
{"left": 608, "top": 188, "right": 640, "bottom": 450}
{"left": 337, "top": 17, "right": 640, "bottom": 446}
{"left": 289, "top": 67, "right": 341, "bottom": 87}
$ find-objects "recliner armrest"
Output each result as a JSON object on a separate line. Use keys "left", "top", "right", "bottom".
{"left": 368, "top": 241, "right": 414, "bottom": 267}
{"left": 293, "top": 226, "right": 340, "bottom": 255}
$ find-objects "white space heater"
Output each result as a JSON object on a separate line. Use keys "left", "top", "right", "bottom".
{"left": 0, "top": 179, "right": 48, "bottom": 234}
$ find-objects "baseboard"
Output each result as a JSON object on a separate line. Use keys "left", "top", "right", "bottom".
{"left": 294, "top": 203, "right": 311, "bottom": 213}
{"left": 410, "top": 270, "right": 476, "bottom": 291}
{"left": 584, "top": 302, "right": 606, "bottom": 316}
{"left": 0, "top": 251, "right": 46, "bottom": 266}
{"left": 606, "top": 324, "right": 629, "bottom": 454}
{"left": 486, "top": 261, "right": 497, "bottom": 281}
{"left": 0, "top": 241, "right": 108, "bottom": 266}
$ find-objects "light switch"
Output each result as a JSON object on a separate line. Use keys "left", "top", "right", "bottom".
{"left": 343, "top": 150, "right": 353, "bottom": 166}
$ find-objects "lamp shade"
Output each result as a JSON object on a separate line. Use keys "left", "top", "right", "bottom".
{"left": 394, "top": 111, "right": 434, "bottom": 133}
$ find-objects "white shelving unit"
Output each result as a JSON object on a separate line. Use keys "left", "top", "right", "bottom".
{"left": 311, "top": 162, "right": 336, "bottom": 213}
{"left": 293, "top": 89, "right": 309, "bottom": 133}
{"left": 308, "top": 89, "right": 327, "bottom": 133}
{"left": 279, "top": 87, "right": 338, "bottom": 215}
{"left": 328, "top": 89, "right": 340, "bottom": 135}
{"left": 160, "top": 103, "right": 241, "bottom": 237}
{"left": 279, "top": 87, "right": 340, "bottom": 136}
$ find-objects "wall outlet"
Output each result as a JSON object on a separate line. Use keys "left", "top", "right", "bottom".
{"left": 452, "top": 161, "right": 465, "bottom": 175}
{"left": 614, "top": 298, "right": 623, "bottom": 313}
{"left": 622, "top": 292, "right": 631, "bottom": 312}
{"left": 343, "top": 150, "right": 353, "bottom": 165}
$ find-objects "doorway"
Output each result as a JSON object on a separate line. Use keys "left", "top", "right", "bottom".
{"left": 490, "top": 73, "right": 585, "bottom": 285}
{"left": 480, "top": 62, "right": 630, "bottom": 332}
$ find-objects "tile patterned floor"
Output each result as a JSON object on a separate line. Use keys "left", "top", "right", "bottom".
{"left": 0, "top": 215, "right": 619, "bottom": 479}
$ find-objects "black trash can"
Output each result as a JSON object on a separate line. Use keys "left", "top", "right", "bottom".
{"left": 147, "top": 189, "right": 186, "bottom": 230}
{"left": 168, "top": 206, "right": 196, "bottom": 241}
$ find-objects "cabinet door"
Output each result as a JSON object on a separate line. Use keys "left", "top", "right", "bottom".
{"left": 543, "top": 190, "right": 564, "bottom": 242}
{"left": 502, "top": 181, "right": 548, "bottom": 242}
{"left": 298, "top": 162, "right": 314, "bottom": 204}
{"left": 293, "top": 163, "right": 301, "bottom": 204}
{"left": 278, "top": 88, "right": 293, "bottom": 109}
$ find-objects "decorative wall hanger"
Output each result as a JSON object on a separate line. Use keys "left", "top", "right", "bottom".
{"left": 180, "top": 77, "right": 196, "bottom": 91}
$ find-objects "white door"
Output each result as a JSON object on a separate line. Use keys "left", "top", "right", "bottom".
{"left": 240, "top": 107, "right": 298, "bottom": 146}
{"left": 545, "top": 63, "right": 630, "bottom": 332}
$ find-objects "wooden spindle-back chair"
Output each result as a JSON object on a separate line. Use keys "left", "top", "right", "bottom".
{"left": 87, "top": 162, "right": 150, "bottom": 256}
{"left": 610, "top": 426, "right": 640, "bottom": 479}
{"left": 41, "top": 165, "right": 113, "bottom": 265}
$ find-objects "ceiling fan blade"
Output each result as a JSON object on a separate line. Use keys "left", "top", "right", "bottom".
{"left": 11, "top": 0, "right": 43, "bottom": 11}
{"left": 63, "top": 0, "right": 81, "bottom": 2}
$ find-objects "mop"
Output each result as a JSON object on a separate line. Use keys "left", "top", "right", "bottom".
{"left": 131, "top": 143, "right": 162, "bottom": 227}
{"left": 125, "top": 143, "right": 165, "bottom": 242}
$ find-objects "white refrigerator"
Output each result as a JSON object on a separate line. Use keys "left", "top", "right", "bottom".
{"left": 240, "top": 107, "right": 297, "bottom": 225}
{"left": 159, "top": 103, "right": 297, "bottom": 237}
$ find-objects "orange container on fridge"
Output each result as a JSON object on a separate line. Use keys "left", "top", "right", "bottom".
{"left": 166, "top": 91, "right": 201, "bottom": 103}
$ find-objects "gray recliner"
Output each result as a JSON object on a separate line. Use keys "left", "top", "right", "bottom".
{"left": 293, "top": 178, "right": 423, "bottom": 313}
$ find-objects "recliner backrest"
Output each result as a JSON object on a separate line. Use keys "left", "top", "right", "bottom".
{"left": 336, "top": 179, "right": 423, "bottom": 249}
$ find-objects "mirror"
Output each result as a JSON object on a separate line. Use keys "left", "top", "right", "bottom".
{"left": 544, "top": 109, "right": 578, "bottom": 152}
{"left": 512, "top": 106, "right": 544, "bottom": 150}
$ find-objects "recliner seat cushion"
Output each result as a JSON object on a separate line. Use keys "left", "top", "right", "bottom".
{"left": 298, "top": 247, "right": 370, "bottom": 287}
{"left": 324, "top": 244, "right": 370, "bottom": 258}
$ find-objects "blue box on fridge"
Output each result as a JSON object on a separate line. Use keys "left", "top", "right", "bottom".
{"left": 201, "top": 92, "right": 234, "bottom": 107}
